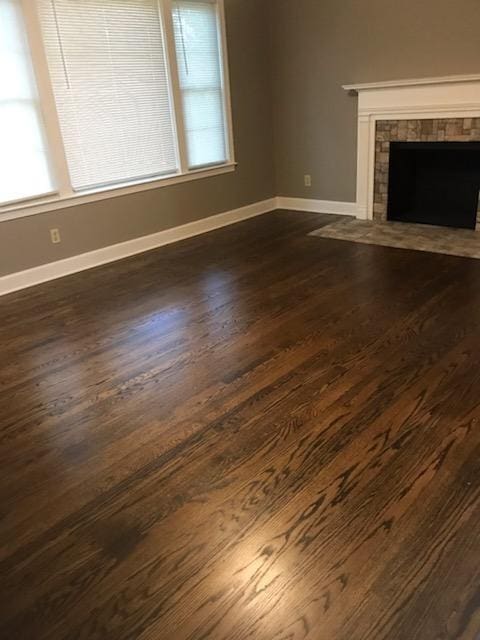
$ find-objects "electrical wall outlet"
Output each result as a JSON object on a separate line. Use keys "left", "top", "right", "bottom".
{"left": 50, "top": 228, "right": 61, "bottom": 244}
{"left": 304, "top": 174, "right": 312, "bottom": 187}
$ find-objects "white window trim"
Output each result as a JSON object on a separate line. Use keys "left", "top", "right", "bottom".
{"left": 1, "top": 0, "right": 236, "bottom": 222}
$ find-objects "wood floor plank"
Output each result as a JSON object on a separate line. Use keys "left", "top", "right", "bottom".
{"left": 1, "top": 211, "right": 479, "bottom": 639}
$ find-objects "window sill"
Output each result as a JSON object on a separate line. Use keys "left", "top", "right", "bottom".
{"left": 0, "top": 162, "right": 237, "bottom": 222}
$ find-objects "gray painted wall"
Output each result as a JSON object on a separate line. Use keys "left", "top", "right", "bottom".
{"left": 270, "top": 0, "right": 480, "bottom": 202}
{"left": 0, "top": 0, "right": 275, "bottom": 277}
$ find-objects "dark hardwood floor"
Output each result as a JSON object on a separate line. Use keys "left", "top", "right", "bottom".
{"left": 1, "top": 210, "right": 480, "bottom": 640}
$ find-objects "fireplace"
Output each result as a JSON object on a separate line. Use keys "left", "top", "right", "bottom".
{"left": 387, "top": 141, "right": 480, "bottom": 229}
{"left": 372, "top": 118, "right": 480, "bottom": 227}
{"left": 343, "top": 75, "right": 480, "bottom": 223}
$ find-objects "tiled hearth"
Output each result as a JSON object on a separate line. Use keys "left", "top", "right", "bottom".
{"left": 373, "top": 117, "right": 480, "bottom": 223}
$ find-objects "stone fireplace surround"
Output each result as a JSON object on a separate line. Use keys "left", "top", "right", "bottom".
{"left": 343, "top": 75, "right": 480, "bottom": 223}
{"left": 373, "top": 117, "right": 480, "bottom": 223}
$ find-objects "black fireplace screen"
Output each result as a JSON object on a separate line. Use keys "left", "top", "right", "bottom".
{"left": 387, "top": 141, "right": 480, "bottom": 229}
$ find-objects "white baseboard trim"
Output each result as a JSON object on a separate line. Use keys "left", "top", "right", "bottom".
{"left": 276, "top": 196, "right": 362, "bottom": 218}
{"left": 0, "top": 198, "right": 276, "bottom": 297}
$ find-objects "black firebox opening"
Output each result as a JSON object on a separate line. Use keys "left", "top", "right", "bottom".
{"left": 387, "top": 141, "right": 480, "bottom": 229}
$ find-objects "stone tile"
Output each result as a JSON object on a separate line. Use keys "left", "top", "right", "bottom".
{"left": 421, "top": 120, "right": 434, "bottom": 135}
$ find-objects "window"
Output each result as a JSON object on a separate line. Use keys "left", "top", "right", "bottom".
{"left": 0, "top": 0, "right": 54, "bottom": 205}
{"left": 38, "top": 0, "right": 177, "bottom": 190}
{"left": 0, "top": 0, "right": 234, "bottom": 211}
{"left": 173, "top": 1, "right": 227, "bottom": 168}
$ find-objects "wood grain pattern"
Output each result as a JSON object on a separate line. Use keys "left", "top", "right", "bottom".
{"left": 1, "top": 210, "right": 479, "bottom": 640}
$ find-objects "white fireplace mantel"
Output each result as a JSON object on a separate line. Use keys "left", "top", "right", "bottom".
{"left": 344, "top": 74, "right": 480, "bottom": 219}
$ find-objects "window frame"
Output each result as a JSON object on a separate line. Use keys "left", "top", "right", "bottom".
{"left": 0, "top": 0, "right": 235, "bottom": 221}
{"left": 171, "top": 0, "right": 232, "bottom": 170}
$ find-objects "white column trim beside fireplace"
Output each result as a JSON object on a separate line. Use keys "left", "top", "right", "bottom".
{"left": 344, "top": 75, "right": 480, "bottom": 220}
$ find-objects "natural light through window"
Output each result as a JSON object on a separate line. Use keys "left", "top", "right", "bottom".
{"left": 38, "top": 0, "right": 178, "bottom": 190}
{"left": 173, "top": 0, "right": 227, "bottom": 168}
{"left": 0, "top": 0, "right": 233, "bottom": 211}
{"left": 0, "top": 0, "right": 54, "bottom": 205}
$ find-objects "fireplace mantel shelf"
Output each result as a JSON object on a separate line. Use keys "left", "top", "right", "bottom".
{"left": 343, "top": 74, "right": 480, "bottom": 93}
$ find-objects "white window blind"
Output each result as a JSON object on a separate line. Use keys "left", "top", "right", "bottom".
{"left": 38, "top": 0, "right": 178, "bottom": 191}
{"left": 0, "top": 0, "right": 54, "bottom": 205}
{"left": 173, "top": 0, "right": 227, "bottom": 169}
